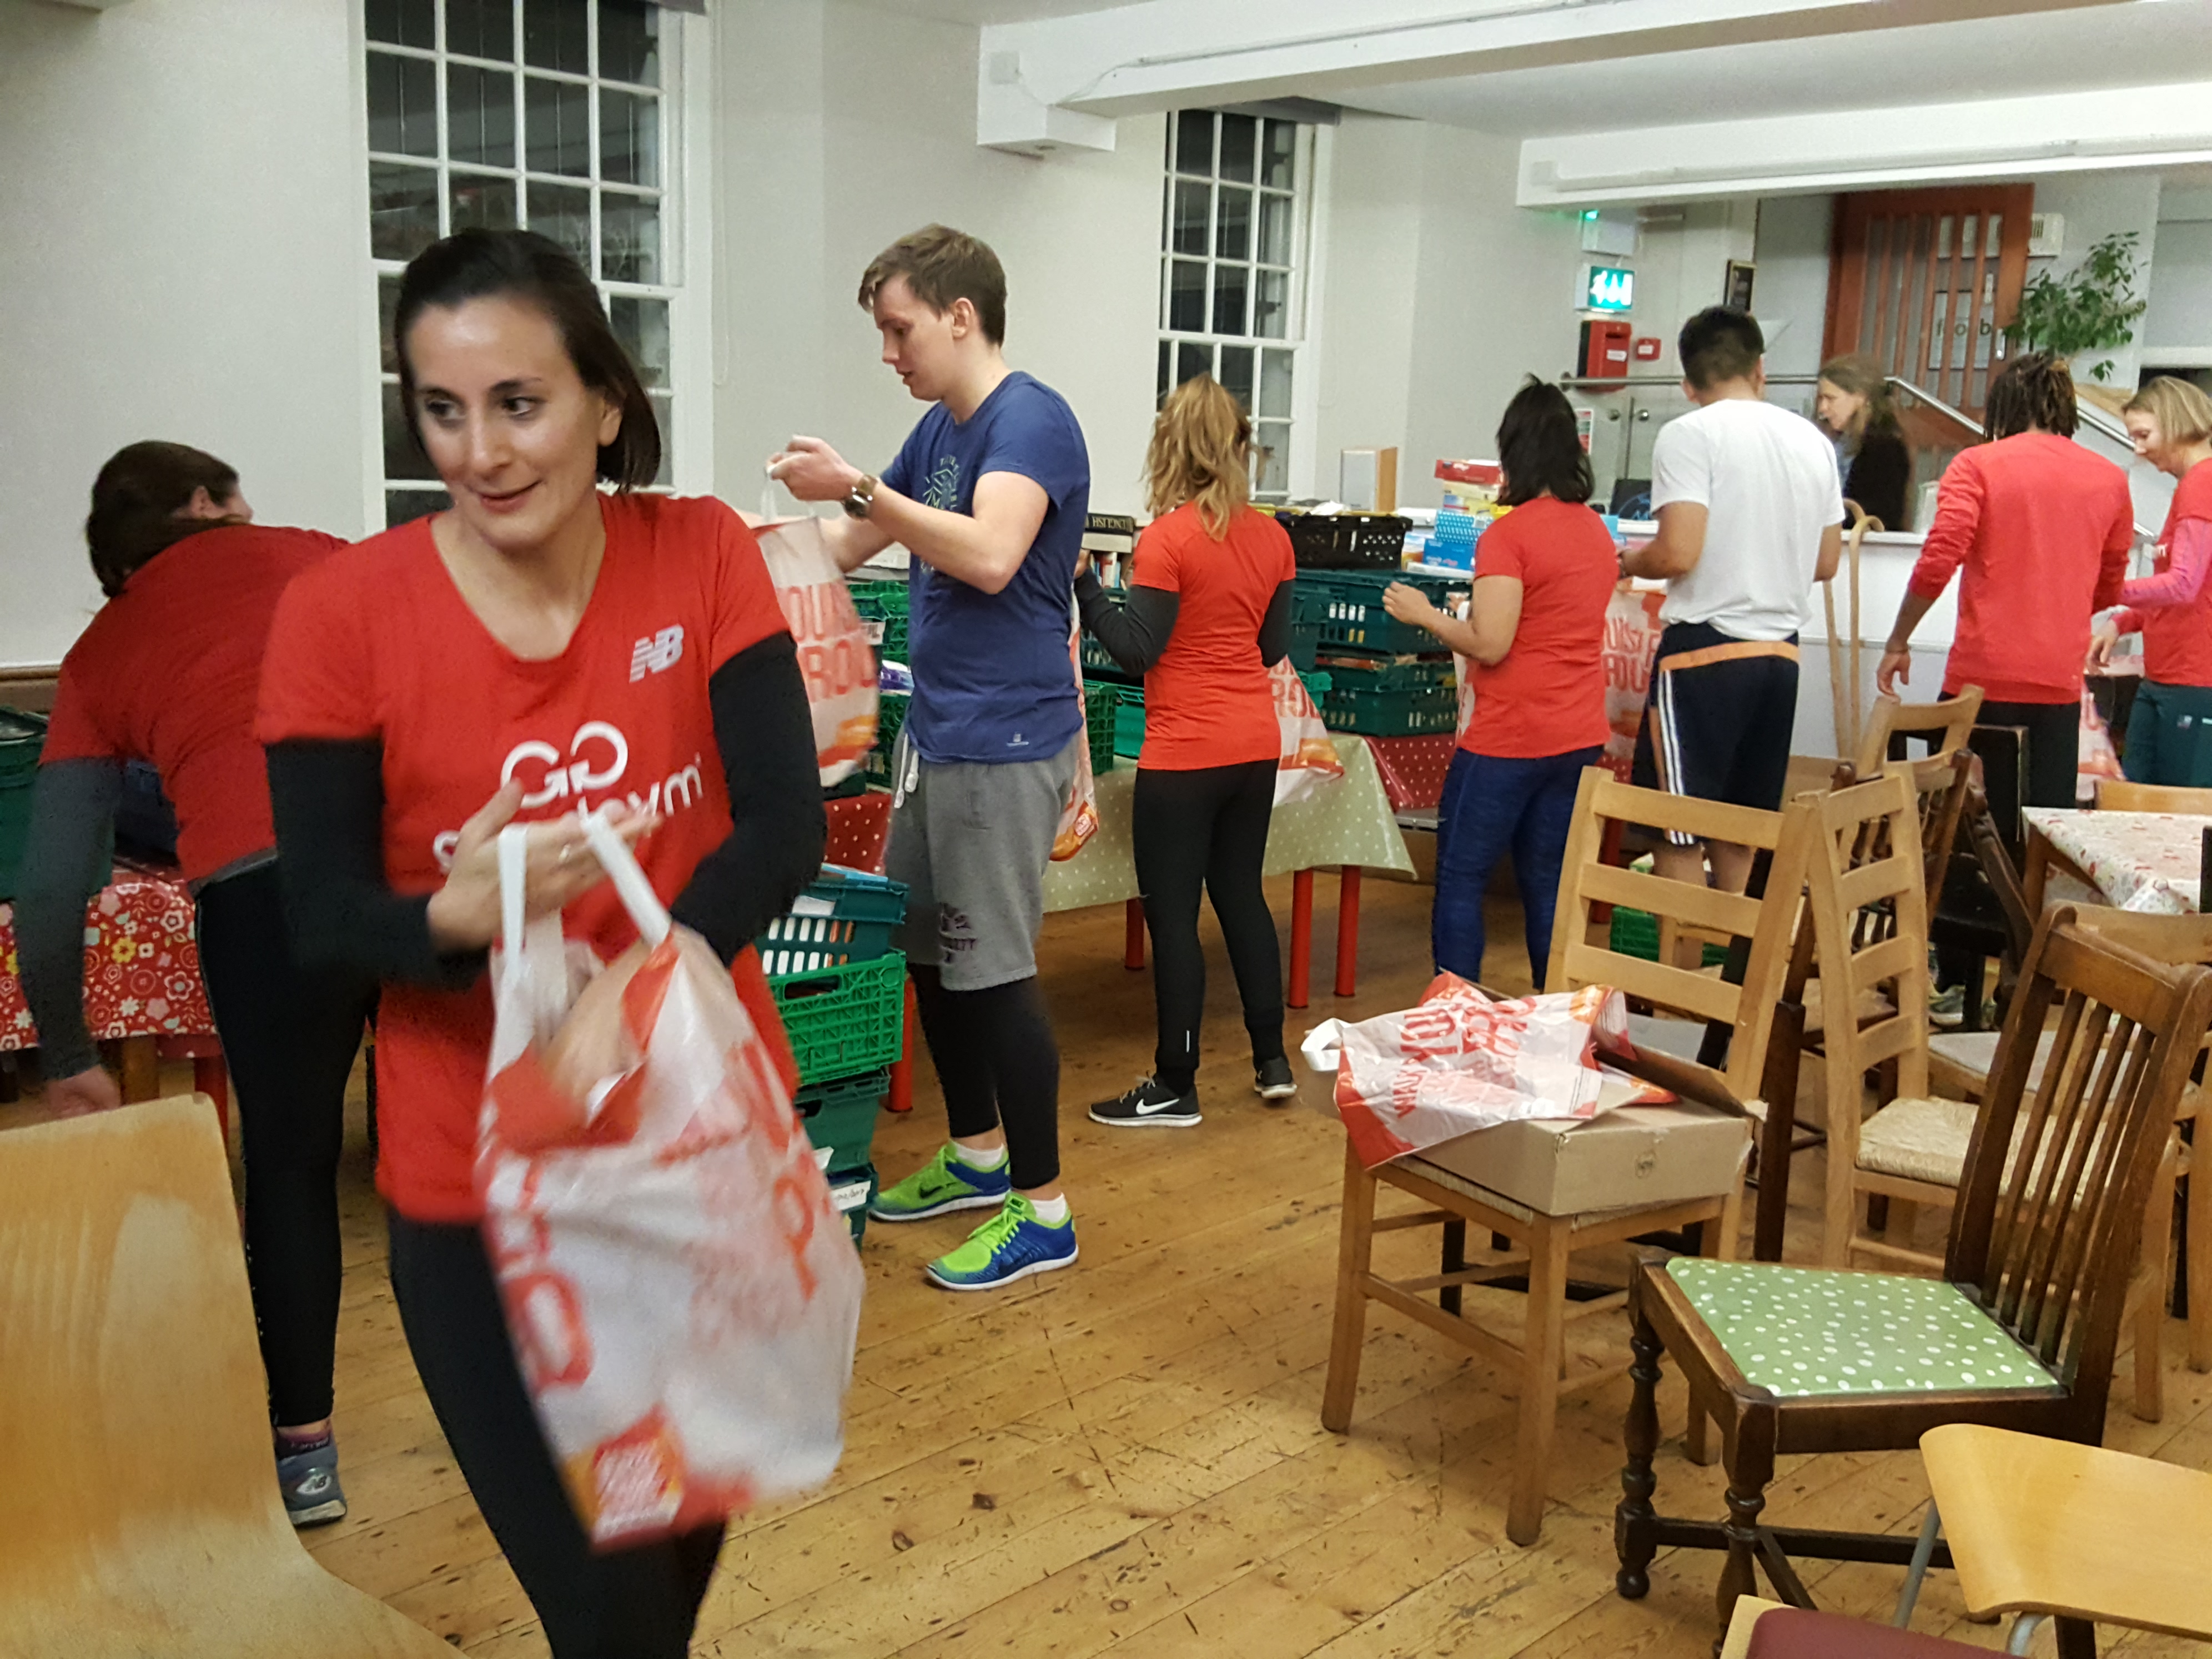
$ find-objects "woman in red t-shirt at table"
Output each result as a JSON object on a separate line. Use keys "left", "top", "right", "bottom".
{"left": 1382, "top": 379, "right": 1617, "bottom": 987}
{"left": 257, "top": 230, "right": 823, "bottom": 1657}
{"left": 16, "top": 441, "right": 372, "bottom": 1526}
{"left": 1075, "top": 375, "right": 1296, "bottom": 1129}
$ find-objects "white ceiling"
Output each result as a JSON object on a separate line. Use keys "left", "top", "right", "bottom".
{"left": 1340, "top": 3, "right": 2212, "bottom": 137}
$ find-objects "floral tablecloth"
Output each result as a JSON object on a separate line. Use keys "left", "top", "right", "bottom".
{"left": 2023, "top": 807, "right": 2211, "bottom": 915}
{"left": 0, "top": 873, "right": 214, "bottom": 1052}
{"left": 1042, "top": 736, "right": 1412, "bottom": 913}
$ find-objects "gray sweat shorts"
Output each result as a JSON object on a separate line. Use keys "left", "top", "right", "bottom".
{"left": 884, "top": 731, "right": 1082, "bottom": 992}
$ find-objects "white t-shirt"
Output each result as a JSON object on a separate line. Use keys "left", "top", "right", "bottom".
{"left": 1649, "top": 396, "right": 1844, "bottom": 641}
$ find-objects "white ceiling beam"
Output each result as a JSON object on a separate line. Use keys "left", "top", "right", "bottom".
{"left": 976, "top": 0, "right": 2136, "bottom": 147}
{"left": 1517, "top": 80, "right": 2212, "bottom": 204}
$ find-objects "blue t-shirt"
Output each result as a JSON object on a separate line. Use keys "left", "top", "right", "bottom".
{"left": 881, "top": 371, "right": 1090, "bottom": 765}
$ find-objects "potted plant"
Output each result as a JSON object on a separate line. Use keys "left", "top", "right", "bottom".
{"left": 2004, "top": 229, "right": 2148, "bottom": 384}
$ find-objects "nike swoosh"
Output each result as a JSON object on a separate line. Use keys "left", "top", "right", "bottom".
{"left": 1132, "top": 1098, "right": 1187, "bottom": 1114}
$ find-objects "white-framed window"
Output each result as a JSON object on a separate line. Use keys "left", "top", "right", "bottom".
{"left": 364, "top": 0, "right": 685, "bottom": 527}
{"left": 1157, "top": 110, "right": 1311, "bottom": 503}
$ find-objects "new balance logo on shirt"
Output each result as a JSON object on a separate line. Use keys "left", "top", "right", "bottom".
{"left": 630, "top": 625, "right": 685, "bottom": 681}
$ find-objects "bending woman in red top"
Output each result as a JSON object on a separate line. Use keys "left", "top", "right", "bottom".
{"left": 1075, "top": 375, "right": 1296, "bottom": 1128}
{"left": 1382, "top": 379, "right": 1616, "bottom": 987}
{"left": 257, "top": 230, "right": 823, "bottom": 1658}
{"left": 1876, "top": 353, "right": 2134, "bottom": 807}
{"left": 2093, "top": 377, "right": 2212, "bottom": 786}
{"left": 17, "top": 443, "right": 372, "bottom": 1526}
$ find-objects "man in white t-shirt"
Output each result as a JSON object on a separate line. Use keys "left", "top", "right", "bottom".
{"left": 1622, "top": 307, "right": 1844, "bottom": 892}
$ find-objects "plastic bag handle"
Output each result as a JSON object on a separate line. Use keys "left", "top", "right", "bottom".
{"left": 498, "top": 825, "right": 530, "bottom": 965}
{"left": 758, "top": 474, "right": 822, "bottom": 524}
{"left": 580, "top": 808, "right": 671, "bottom": 948}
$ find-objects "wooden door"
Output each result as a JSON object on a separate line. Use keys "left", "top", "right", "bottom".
{"left": 1824, "top": 185, "right": 2033, "bottom": 419}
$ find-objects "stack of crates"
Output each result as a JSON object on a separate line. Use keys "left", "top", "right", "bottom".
{"left": 1115, "top": 667, "right": 1334, "bottom": 759}
{"left": 1294, "top": 569, "right": 1467, "bottom": 736}
{"left": 761, "top": 866, "right": 909, "bottom": 1246}
{"left": 851, "top": 576, "right": 909, "bottom": 664}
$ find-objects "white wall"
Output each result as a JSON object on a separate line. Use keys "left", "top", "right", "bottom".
{"left": 2144, "top": 186, "right": 2212, "bottom": 360}
{"left": 0, "top": 0, "right": 371, "bottom": 669}
{"left": 1626, "top": 198, "right": 1758, "bottom": 382}
{"left": 1305, "top": 114, "right": 1424, "bottom": 491}
{"left": 1751, "top": 194, "right": 1836, "bottom": 380}
{"left": 2026, "top": 169, "right": 2163, "bottom": 389}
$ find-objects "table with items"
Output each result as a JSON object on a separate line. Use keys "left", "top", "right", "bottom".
{"left": 2022, "top": 807, "right": 2211, "bottom": 915}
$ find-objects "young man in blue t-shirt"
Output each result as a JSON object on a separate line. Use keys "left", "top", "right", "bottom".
{"left": 772, "top": 224, "right": 1090, "bottom": 1292}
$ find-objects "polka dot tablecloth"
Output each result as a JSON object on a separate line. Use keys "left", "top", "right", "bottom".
{"left": 1667, "top": 1258, "right": 2059, "bottom": 1399}
{"left": 1365, "top": 735, "right": 1458, "bottom": 813}
{"left": 0, "top": 873, "right": 215, "bottom": 1053}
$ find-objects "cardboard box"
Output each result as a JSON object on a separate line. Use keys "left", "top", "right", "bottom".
{"left": 1416, "top": 1100, "right": 1750, "bottom": 1216}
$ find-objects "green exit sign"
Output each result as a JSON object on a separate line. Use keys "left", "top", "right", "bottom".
{"left": 1583, "top": 264, "right": 1635, "bottom": 313}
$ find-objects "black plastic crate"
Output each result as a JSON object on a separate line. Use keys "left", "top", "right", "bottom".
{"left": 1280, "top": 512, "right": 1411, "bottom": 571}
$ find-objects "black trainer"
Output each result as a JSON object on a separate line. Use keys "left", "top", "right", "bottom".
{"left": 1088, "top": 1075, "right": 1201, "bottom": 1129}
{"left": 1253, "top": 1055, "right": 1298, "bottom": 1103}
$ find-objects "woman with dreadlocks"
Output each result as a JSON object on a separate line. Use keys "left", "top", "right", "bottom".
{"left": 1875, "top": 352, "right": 2135, "bottom": 806}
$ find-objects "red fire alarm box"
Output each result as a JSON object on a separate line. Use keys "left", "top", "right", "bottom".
{"left": 1580, "top": 319, "right": 1632, "bottom": 378}
{"left": 1632, "top": 335, "right": 1663, "bottom": 362}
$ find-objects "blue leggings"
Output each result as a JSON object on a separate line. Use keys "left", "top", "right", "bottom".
{"left": 1432, "top": 746, "right": 1604, "bottom": 988}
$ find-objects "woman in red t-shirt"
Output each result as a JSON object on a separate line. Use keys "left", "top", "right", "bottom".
{"left": 257, "top": 230, "right": 823, "bottom": 1656}
{"left": 16, "top": 441, "right": 370, "bottom": 1526}
{"left": 2094, "top": 377, "right": 2212, "bottom": 785}
{"left": 1383, "top": 380, "right": 1616, "bottom": 986}
{"left": 1074, "top": 375, "right": 1296, "bottom": 1128}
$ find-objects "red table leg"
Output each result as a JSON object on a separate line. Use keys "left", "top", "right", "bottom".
{"left": 1289, "top": 869, "right": 1315, "bottom": 1010}
{"left": 1335, "top": 866, "right": 1363, "bottom": 998}
{"left": 193, "top": 1054, "right": 230, "bottom": 1145}
{"left": 887, "top": 979, "right": 917, "bottom": 1113}
{"left": 1124, "top": 898, "right": 1147, "bottom": 971}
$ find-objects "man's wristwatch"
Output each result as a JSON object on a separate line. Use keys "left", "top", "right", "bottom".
{"left": 842, "top": 472, "right": 878, "bottom": 520}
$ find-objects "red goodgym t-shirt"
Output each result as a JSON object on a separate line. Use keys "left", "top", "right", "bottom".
{"left": 43, "top": 524, "right": 344, "bottom": 884}
{"left": 1461, "top": 498, "right": 1616, "bottom": 759}
{"left": 255, "top": 494, "right": 788, "bottom": 1223}
{"left": 1133, "top": 504, "right": 1295, "bottom": 771}
{"left": 2139, "top": 459, "right": 2212, "bottom": 689}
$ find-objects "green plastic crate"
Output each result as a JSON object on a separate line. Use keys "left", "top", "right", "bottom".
{"left": 1083, "top": 680, "right": 1120, "bottom": 773}
{"left": 823, "top": 1160, "right": 877, "bottom": 1246}
{"left": 797, "top": 1068, "right": 888, "bottom": 1176}
{"left": 1297, "top": 669, "right": 1333, "bottom": 704}
{"left": 1296, "top": 569, "right": 1467, "bottom": 657}
{"left": 1319, "top": 685, "right": 1458, "bottom": 737}
{"left": 771, "top": 952, "right": 907, "bottom": 1085}
{"left": 1607, "top": 907, "right": 1730, "bottom": 969}
{"left": 852, "top": 579, "right": 910, "bottom": 663}
{"left": 0, "top": 709, "right": 51, "bottom": 903}
{"left": 1113, "top": 691, "right": 1146, "bottom": 758}
{"left": 862, "top": 690, "right": 910, "bottom": 788}
{"left": 759, "top": 868, "right": 908, "bottom": 976}
{"left": 1317, "top": 653, "right": 1456, "bottom": 693}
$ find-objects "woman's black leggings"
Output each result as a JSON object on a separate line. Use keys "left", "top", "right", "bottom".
{"left": 387, "top": 1214, "right": 726, "bottom": 1658}
{"left": 1132, "top": 760, "right": 1285, "bottom": 1093}
{"left": 194, "top": 860, "right": 375, "bottom": 1427}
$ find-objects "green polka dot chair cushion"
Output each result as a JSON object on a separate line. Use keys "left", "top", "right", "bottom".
{"left": 1666, "top": 1259, "right": 2059, "bottom": 1399}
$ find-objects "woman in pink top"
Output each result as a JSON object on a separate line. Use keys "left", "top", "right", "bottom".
{"left": 1876, "top": 353, "right": 2133, "bottom": 807}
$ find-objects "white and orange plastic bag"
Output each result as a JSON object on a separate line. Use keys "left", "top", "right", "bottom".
{"left": 476, "top": 813, "right": 863, "bottom": 1549}
{"left": 1271, "top": 660, "right": 1343, "bottom": 805}
{"left": 751, "top": 495, "right": 879, "bottom": 786}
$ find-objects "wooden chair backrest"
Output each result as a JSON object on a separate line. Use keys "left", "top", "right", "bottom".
{"left": 1799, "top": 771, "right": 1934, "bottom": 1100}
{"left": 1889, "top": 748, "right": 1976, "bottom": 909}
{"left": 1947, "top": 911, "right": 2212, "bottom": 1417}
{"left": 1856, "top": 688, "right": 1985, "bottom": 778}
{"left": 1964, "top": 791, "right": 2034, "bottom": 964}
{"left": 2095, "top": 779, "right": 2212, "bottom": 816}
{"left": 1547, "top": 767, "right": 1809, "bottom": 1109}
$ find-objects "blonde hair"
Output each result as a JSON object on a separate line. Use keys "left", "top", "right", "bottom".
{"left": 1145, "top": 375, "right": 1250, "bottom": 539}
{"left": 2124, "top": 376, "right": 2212, "bottom": 447}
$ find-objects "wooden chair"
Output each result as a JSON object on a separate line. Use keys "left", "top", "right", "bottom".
{"left": 2095, "top": 778, "right": 2212, "bottom": 815}
{"left": 1856, "top": 689, "right": 1984, "bottom": 780}
{"left": 0, "top": 1095, "right": 451, "bottom": 1659}
{"left": 1927, "top": 796, "right": 2036, "bottom": 1095}
{"left": 1722, "top": 1596, "right": 1989, "bottom": 1657}
{"left": 1321, "top": 770, "right": 1813, "bottom": 1547}
{"left": 1613, "top": 909, "right": 2212, "bottom": 1648}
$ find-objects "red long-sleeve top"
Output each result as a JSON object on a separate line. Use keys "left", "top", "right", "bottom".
{"left": 1907, "top": 432, "right": 2134, "bottom": 703}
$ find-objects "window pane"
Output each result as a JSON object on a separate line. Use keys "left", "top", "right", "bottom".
{"left": 600, "top": 89, "right": 658, "bottom": 187}
{"left": 366, "top": 0, "right": 433, "bottom": 49}
{"left": 1254, "top": 421, "right": 1290, "bottom": 497}
{"left": 1167, "top": 260, "right": 1205, "bottom": 333}
{"left": 526, "top": 76, "right": 592, "bottom": 176}
{"left": 1262, "top": 119, "right": 1296, "bottom": 190}
{"left": 450, "top": 171, "right": 518, "bottom": 234}
{"left": 610, "top": 294, "right": 670, "bottom": 388}
{"left": 600, "top": 193, "right": 660, "bottom": 283}
{"left": 446, "top": 0, "right": 513, "bottom": 62}
{"left": 647, "top": 393, "right": 673, "bottom": 487}
{"left": 1259, "top": 348, "right": 1294, "bottom": 419}
{"left": 1212, "top": 263, "right": 1248, "bottom": 335}
{"left": 449, "top": 64, "right": 517, "bottom": 167}
{"left": 369, "top": 161, "right": 440, "bottom": 260}
{"left": 1219, "top": 114, "right": 1255, "bottom": 184}
{"left": 382, "top": 382, "right": 437, "bottom": 481}
{"left": 1254, "top": 269, "right": 1289, "bottom": 339}
{"left": 1175, "top": 340, "right": 1213, "bottom": 387}
{"left": 527, "top": 180, "right": 592, "bottom": 265}
{"left": 524, "top": 0, "right": 591, "bottom": 74}
{"left": 1218, "top": 344, "right": 1254, "bottom": 410}
{"left": 378, "top": 274, "right": 404, "bottom": 374}
{"left": 1215, "top": 185, "right": 1251, "bottom": 262}
{"left": 1174, "top": 110, "right": 1213, "bottom": 178}
{"left": 385, "top": 488, "right": 451, "bottom": 529}
{"left": 1170, "top": 179, "right": 1209, "bottom": 258}
{"left": 1258, "top": 192, "right": 1293, "bottom": 267}
{"left": 366, "top": 51, "right": 437, "bottom": 157}
{"left": 600, "top": 0, "right": 660, "bottom": 87}
{"left": 1157, "top": 339, "right": 1170, "bottom": 405}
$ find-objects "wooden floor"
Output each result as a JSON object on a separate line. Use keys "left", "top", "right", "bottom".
{"left": 41, "top": 873, "right": 2212, "bottom": 1656}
